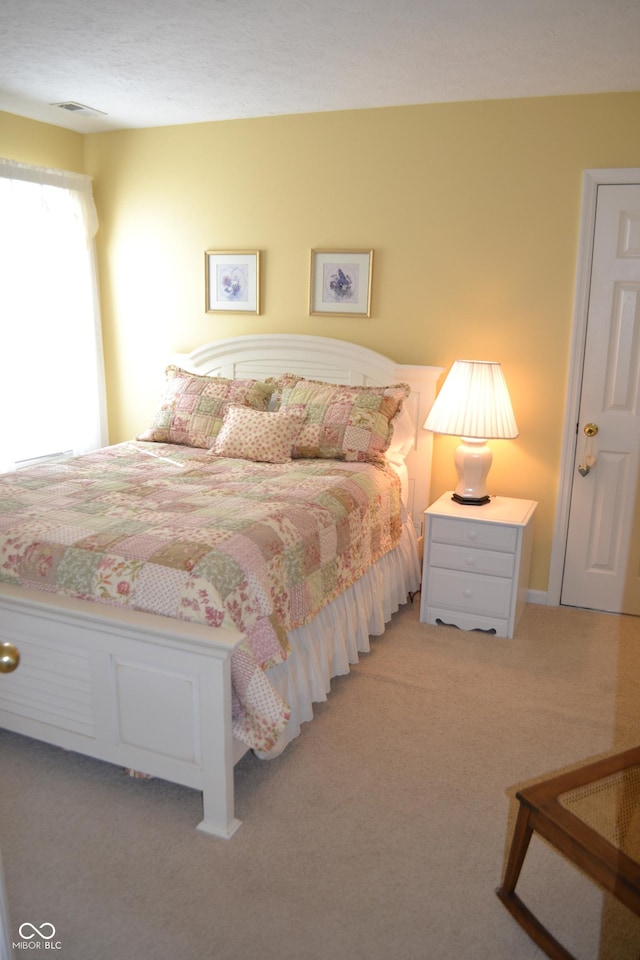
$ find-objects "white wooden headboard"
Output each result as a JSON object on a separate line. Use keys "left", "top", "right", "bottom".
{"left": 174, "top": 334, "right": 443, "bottom": 532}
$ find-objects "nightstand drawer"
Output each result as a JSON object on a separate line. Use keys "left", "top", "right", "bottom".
{"left": 429, "top": 542, "right": 515, "bottom": 578}
{"left": 427, "top": 568, "right": 512, "bottom": 618}
{"left": 429, "top": 516, "right": 517, "bottom": 553}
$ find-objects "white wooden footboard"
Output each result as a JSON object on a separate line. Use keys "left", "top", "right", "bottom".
{"left": 0, "top": 584, "right": 247, "bottom": 839}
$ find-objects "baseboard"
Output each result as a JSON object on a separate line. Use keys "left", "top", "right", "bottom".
{"left": 527, "top": 589, "right": 548, "bottom": 606}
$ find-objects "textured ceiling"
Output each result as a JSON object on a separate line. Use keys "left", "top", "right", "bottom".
{"left": 1, "top": 0, "right": 639, "bottom": 134}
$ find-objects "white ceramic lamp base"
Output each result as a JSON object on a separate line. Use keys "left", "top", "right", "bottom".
{"left": 452, "top": 438, "right": 492, "bottom": 505}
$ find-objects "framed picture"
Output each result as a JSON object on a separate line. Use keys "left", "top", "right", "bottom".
{"left": 309, "top": 249, "right": 373, "bottom": 317}
{"left": 205, "top": 250, "right": 260, "bottom": 314}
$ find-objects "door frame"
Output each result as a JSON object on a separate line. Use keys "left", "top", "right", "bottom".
{"left": 547, "top": 168, "right": 640, "bottom": 606}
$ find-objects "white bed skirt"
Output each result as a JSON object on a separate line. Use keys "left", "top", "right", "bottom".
{"left": 258, "top": 521, "right": 421, "bottom": 758}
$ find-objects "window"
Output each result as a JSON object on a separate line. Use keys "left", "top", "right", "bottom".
{"left": 0, "top": 158, "right": 107, "bottom": 472}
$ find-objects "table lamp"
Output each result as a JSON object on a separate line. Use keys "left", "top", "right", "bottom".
{"left": 423, "top": 360, "right": 518, "bottom": 505}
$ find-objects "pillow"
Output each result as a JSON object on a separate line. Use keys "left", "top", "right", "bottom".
{"left": 213, "top": 405, "right": 307, "bottom": 463}
{"left": 386, "top": 400, "right": 416, "bottom": 465}
{"left": 278, "top": 378, "right": 410, "bottom": 463}
{"left": 137, "top": 366, "right": 275, "bottom": 448}
{"left": 267, "top": 372, "right": 303, "bottom": 410}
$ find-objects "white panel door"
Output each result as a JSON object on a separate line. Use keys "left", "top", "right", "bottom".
{"left": 561, "top": 183, "right": 640, "bottom": 615}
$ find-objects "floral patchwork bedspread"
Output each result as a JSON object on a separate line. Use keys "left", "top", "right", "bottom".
{"left": 0, "top": 442, "right": 404, "bottom": 751}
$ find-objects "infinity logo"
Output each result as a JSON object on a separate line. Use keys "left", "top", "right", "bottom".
{"left": 18, "top": 922, "right": 56, "bottom": 940}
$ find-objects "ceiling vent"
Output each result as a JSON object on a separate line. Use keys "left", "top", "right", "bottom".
{"left": 51, "top": 101, "right": 107, "bottom": 117}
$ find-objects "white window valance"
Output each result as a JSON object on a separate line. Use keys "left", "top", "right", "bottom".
{"left": 0, "top": 157, "right": 99, "bottom": 239}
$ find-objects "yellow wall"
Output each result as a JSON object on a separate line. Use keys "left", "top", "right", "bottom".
{"left": 0, "top": 111, "right": 84, "bottom": 171}
{"left": 3, "top": 93, "right": 640, "bottom": 593}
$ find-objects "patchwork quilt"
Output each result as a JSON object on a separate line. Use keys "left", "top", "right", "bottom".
{"left": 0, "top": 442, "right": 404, "bottom": 750}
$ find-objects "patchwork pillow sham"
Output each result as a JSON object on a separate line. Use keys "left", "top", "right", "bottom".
{"left": 137, "top": 366, "right": 275, "bottom": 448}
{"left": 277, "top": 377, "right": 410, "bottom": 463}
{"left": 213, "top": 404, "right": 307, "bottom": 463}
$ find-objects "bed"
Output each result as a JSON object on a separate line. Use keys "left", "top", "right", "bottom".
{"left": 0, "top": 334, "right": 441, "bottom": 837}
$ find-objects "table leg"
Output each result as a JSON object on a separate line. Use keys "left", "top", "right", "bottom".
{"left": 498, "top": 800, "right": 534, "bottom": 895}
{"left": 496, "top": 801, "right": 577, "bottom": 960}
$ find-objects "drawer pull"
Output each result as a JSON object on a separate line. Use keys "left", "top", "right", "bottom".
{"left": 463, "top": 588, "right": 473, "bottom": 598}
{"left": 465, "top": 556, "right": 475, "bottom": 566}
{"left": 467, "top": 531, "right": 478, "bottom": 540}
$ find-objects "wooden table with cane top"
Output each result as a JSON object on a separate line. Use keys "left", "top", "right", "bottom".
{"left": 496, "top": 746, "right": 640, "bottom": 960}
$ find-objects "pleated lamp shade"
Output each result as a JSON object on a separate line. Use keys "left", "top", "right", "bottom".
{"left": 424, "top": 360, "right": 518, "bottom": 504}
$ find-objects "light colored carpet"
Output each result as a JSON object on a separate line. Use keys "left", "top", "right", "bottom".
{"left": 1, "top": 599, "right": 639, "bottom": 960}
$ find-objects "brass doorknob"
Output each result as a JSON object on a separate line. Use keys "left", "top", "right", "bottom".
{"left": 583, "top": 422, "right": 598, "bottom": 437}
{"left": 0, "top": 642, "right": 20, "bottom": 674}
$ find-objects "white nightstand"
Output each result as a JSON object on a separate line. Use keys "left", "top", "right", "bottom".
{"left": 419, "top": 493, "right": 537, "bottom": 639}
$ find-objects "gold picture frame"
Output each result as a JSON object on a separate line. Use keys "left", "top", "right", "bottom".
{"left": 309, "top": 249, "right": 373, "bottom": 317}
{"left": 205, "top": 250, "right": 260, "bottom": 314}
